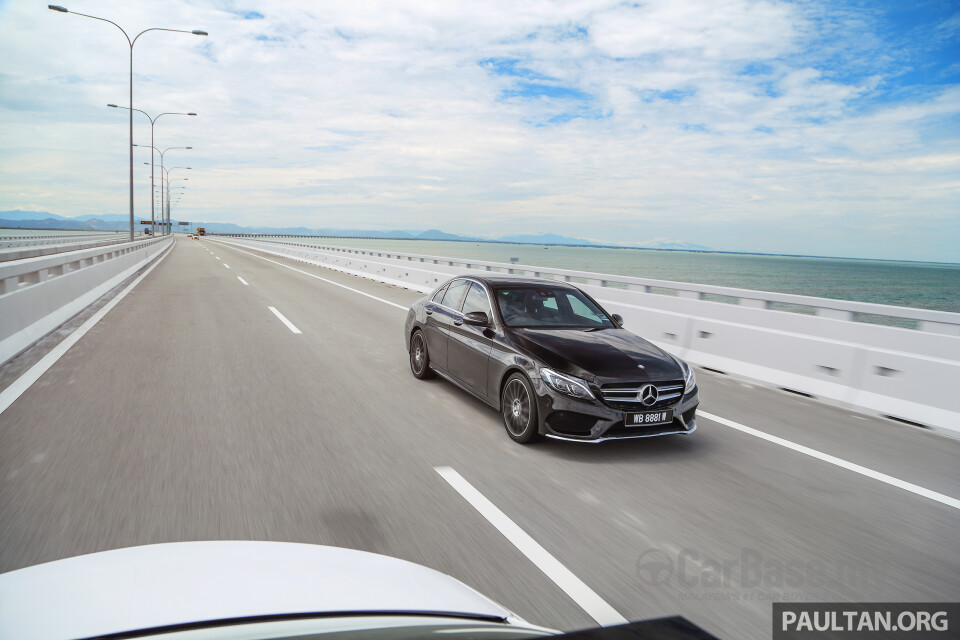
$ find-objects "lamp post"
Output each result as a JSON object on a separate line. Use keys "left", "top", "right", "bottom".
{"left": 166, "top": 178, "right": 189, "bottom": 227}
{"left": 48, "top": 5, "right": 207, "bottom": 241}
{"left": 161, "top": 167, "right": 191, "bottom": 234}
{"left": 133, "top": 144, "right": 191, "bottom": 235}
{"left": 108, "top": 105, "right": 196, "bottom": 237}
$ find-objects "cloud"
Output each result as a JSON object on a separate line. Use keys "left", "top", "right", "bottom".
{"left": 0, "top": 0, "right": 957, "bottom": 261}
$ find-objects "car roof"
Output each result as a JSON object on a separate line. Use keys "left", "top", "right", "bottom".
{"left": 448, "top": 275, "right": 579, "bottom": 289}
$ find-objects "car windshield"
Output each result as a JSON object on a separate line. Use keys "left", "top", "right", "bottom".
{"left": 495, "top": 287, "right": 615, "bottom": 329}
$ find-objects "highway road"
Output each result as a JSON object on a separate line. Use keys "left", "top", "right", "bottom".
{"left": 1, "top": 237, "right": 957, "bottom": 639}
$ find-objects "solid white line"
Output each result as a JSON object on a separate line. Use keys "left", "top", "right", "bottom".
{"left": 699, "top": 411, "right": 960, "bottom": 510}
{"left": 0, "top": 243, "right": 174, "bottom": 417}
{"left": 211, "top": 239, "right": 957, "bottom": 511}
{"left": 268, "top": 306, "right": 302, "bottom": 334}
{"left": 237, "top": 276, "right": 249, "bottom": 286}
{"left": 435, "top": 466, "right": 628, "bottom": 627}
{"left": 211, "top": 241, "right": 407, "bottom": 310}
{"left": 224, "top": 264, "right": 230, "bottom": 269}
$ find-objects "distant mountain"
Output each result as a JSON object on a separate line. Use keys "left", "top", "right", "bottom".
{"left": 0, "top": 211, "right": 713, "bottom": 251}
{"left": 416, "top": 229, "right": 479, "bottom": 241}
{"left": 497, "top": 233, "right": 601, "bottom": 246}
{"left": 0, "top": 211, "right": 149, "bottom": 232}
{"left": 0, "top": 210, "right": 66, "bottom": 220}
{"left": 72, "top": 214, "right": 135, "bottom": 222}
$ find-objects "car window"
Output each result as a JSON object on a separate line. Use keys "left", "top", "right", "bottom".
{"left": 563, "top": 292, "right": 609, "bottom": 326}
{"left": 440, "top": 279, "right": 470, "bottom": 309}
{"left": 495, "top": 286, "right": 615, "bottom": 328}
{"left": 461, "top": 282, "right": 491, "bottom": 317}
{"left": 431, "top": 283, "right": 448, "bottom": 303}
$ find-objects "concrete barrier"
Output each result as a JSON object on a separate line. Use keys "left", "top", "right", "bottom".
{"left": 0, "top": 236, "right": 173, "bottom": 367}
{"left": 209, "top": 236, "right": 960, "bottom": 435}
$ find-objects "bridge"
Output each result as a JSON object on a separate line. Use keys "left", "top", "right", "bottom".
{"left": 0, "top": 235, "right": 957, "bottom": 639}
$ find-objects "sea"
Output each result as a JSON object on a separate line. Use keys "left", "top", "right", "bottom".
{"left": 285, "top": 237, "right": 960, "bottom": 314}
{"left": 4, "top": 229, "right": 957, "bottom": 313}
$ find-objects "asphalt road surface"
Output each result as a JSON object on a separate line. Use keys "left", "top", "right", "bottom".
{"left": 1, "top": 237, "right": 957, "bottom": 639}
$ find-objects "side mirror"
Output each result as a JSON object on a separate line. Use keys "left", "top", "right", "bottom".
{"left": 463, "top": 311, "right": 490, "bottom": 326}
{"left": 612, "top": 313, "right": 624, "bottom": 327}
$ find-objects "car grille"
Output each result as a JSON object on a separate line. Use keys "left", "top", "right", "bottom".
{"left": 599, "top": 380, "right": 684, "bottom": 411}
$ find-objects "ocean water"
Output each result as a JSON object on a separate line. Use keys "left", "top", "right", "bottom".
{"left": 287, "top": 237, "right": 960, "bottom": 314}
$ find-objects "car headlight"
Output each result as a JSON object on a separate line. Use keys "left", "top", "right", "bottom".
{"left": 539, "top": 368, "right": 595, "bottom": 400}
{"left": 681, "top": 360, "right": 696, "bottom": 393}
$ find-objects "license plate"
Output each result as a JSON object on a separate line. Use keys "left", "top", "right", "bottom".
{"left": 625, "top": 409, "right": 674, "bottom": 427}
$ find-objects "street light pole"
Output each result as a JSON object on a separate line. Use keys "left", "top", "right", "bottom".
{"left": 108, "top": 105, "right": 196, "bottom": 237}
{"left": 162, "top": 169, "right": 191, "bottom": 231}
{"left": 48, "top": 5, "right": 207, "bottom": 241}
{"left": 133, "top": 144, "right": 191, "bottom": 235}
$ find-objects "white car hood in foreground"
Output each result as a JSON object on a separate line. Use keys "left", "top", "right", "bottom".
{"left": 0, "top": 541, "right": 514, "bottom": 640}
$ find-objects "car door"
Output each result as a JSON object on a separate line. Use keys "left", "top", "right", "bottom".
{"left": 423, "top": 279, "right": 470, "bottom": 373}
{"left": 446, "top": 281, "right": 496, "bottom": 399}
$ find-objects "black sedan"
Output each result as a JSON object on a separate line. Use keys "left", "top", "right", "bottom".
{"left": 404, "top": 275, "right": 699, "bottom": 443}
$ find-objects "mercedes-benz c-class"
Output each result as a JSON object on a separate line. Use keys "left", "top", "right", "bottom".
{"left": 404, "top": 276, "right": 699, "bottom": 443}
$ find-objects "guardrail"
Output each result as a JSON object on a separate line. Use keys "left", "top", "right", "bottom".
{"left": 0, "top": 234, "right": 148, "bottom": 262}
{"left": 0, "top": 232, "right": 133, "bottom": 247}
{"left": 0, "top": 236, "right": 173, "bottom": 367}
{"left": 210, "top": 235, "right": 960, "bottom": 435}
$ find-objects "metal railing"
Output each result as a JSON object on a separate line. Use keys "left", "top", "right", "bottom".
{"left": 214, "top": 235, "right": 959, "bottom": 335}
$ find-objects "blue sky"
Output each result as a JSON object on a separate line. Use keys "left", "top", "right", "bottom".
{"left": 0, "top": 0, "right": 957, "bottom": 261}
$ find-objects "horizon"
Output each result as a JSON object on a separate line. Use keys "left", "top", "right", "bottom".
{"left": 3, "top": 212, "right": 959, "bottom": 267}
{"left": 0, "top": 1, "right": 958, "bottom": 263}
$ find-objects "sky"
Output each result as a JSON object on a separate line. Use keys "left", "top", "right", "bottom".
{"left": 0, "top": 0, "right": 957, "bottom": 262}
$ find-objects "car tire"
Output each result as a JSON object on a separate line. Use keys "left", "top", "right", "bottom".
{"left": 409, "top": 330, "right": 435, "bottom": 379}
{"left": 501, "top": 373, "right": 540, "bottom": 444}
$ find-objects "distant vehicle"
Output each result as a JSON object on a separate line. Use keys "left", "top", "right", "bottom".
{"left": 405, "top": 276, "right": 699, "bottom": 443}
{"left": 0, "top": 541, "right": 718, "bottom": 639}
{"left": 197, "top": 227, "right": 206, "bottom": 236}
{"left": 143, "top": 228, "right": 152, "bottom": 235}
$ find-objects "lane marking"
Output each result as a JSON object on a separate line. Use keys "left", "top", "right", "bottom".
{"left": 216, "top": 256, "right": 221, "bottom": 261}
{"left": 224, "top": 264, "right": 230, "bottom": 269}
{"left": 699, "top": 411, "right": 960, "bottom": 510}
{"left": 268, "top": 306, "right": 302, "bottom": 334}
{"left": 0, "top": 243, "right": 174, "bottom": 417}
{"left": 435, "top": 466, "right": 627, "bottom": 627}
{"left": 211, "top": 241, "right": 407, "bottom": 310}
{"left": 211, "top": 239, "right": 958, "bottom": 511}
{"left": 237, "top": 276, "right": 249, "bottom": 286}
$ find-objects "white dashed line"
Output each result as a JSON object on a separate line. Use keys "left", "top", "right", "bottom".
{"left": 268, "top": 306, "right": 301, "bottom": 334}
{"left": 224, "top": 264, "right": 230, "bottom": 269}
{"left": 210, "top": 241, "right": 407, "bottom": 310}
{"left": 435, "top": 466, "right": 627, "bottom": 627}
{"left": 237, "top": 276, "right": 249, "bottom": 285}
{"left": 210, "top": 239, "right": 958, "bottom": 512}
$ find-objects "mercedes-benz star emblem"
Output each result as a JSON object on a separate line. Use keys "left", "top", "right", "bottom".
{"left": 638, "top": 384, "right": 658, "bottom": 407}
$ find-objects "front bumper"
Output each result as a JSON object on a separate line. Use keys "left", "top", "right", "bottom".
{"left": 532, "top": 377, "right": 699, "bottom": 443}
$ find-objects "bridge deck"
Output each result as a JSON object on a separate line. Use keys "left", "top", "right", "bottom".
{"left": 1, "top": 237, "right": 957, "bottom": 639}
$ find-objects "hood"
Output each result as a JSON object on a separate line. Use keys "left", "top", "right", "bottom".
{"left": 512, "top": 328, "right": 681, "bottom": 382}
{"left": 0, "top": 541, "right": 513, "bottom": 640}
